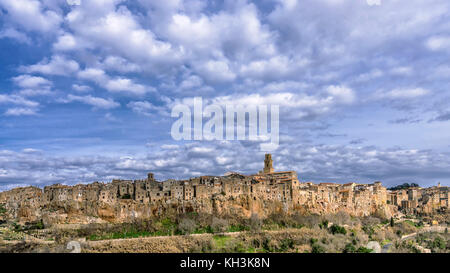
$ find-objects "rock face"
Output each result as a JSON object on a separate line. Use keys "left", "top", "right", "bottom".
{"left": 0, "top": 155, "right": 447, "bottom": 225}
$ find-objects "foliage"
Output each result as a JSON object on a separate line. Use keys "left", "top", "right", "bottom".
{"left": 430, "top": 236, "right": 446, "bottom": 250}
{"left": 178, "top": 218, "right": 197, "bottom": 235}
{"left": 311, "top": 243, "right": 325, "bottom": 253}
{"left": 11, "top": 220, "right": 44, "bottom": 232}
{"left": 0, "top": 204, "right": 6, "bottom": 215}
{"left": 388, "top": 183, "right": 419, "bottom": 191}
{"left": 211, "top": 217, "right": 228, "bottom": 233}
{"left": 227, "top": 224, "right": 249, "bottom": 233}
{"left": 319, "top": 220, "right": 329, "bottom": 229}
{"left": 212, "top": 235, "right": 232, "bottom": 249}
{"left": 343, "top": 243, "right": 356, "bottom": 253}
{"left": 355, "top": 247, "right": 373, "bottom": 253}
{"left": 249, "top": 213, "right": 262, "bottom": 232}
{"left": 329, "top": 224, "right": 347, "bottom": 235}
{"left": 343, "top": 243, "right": 372, "bottom": 253}
{"left": 120, "top": 193, "right": 132, "bottom": 199}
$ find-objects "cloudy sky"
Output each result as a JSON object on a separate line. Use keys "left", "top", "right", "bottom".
{"left": 0, "top": 0, "right": 449, "bottom": 191}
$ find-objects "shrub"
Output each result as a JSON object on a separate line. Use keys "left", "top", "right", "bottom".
{"left": 395, "top": 222, "right": 417, "bottom": 236}
{"left": 361, "top": 216, "right": 380, "bottom": 226}
{"left": 298, "top": 214, "right": 321, "bottom": 228}
{"left": 343, "top": 243, "right": 356, "bottom": 253}
{"left": 356, "top": 247, "right": 373, "bottom": 253}
{"left": 329, "top": 224, "right": 347, "bottom": 235}
{"left": 278, "top": 238, "right": 295, "bottom": 252}
{"left": 431, "top": 236, "right": 445, "bottom": 250}
{"left": 0, "top": 204, "right": 6, "bottom": 215}
{"left": 178, "top": 218, "right": 197, "bottom": 235}
{"left": 325, "top": 212, "right": 351, "bottom": 226}
{"left": 249, "top": 213, "right": 262, "bottom": 232}
{"left": 211, "top": 217, "right": 229, "bottom": 233}
{"left": 311, "top": 243, "right": 325, "bottom": 253}
{"left": 319, "top": 220, "right": 329, "bottom": 229}
{"left": 227, "top": 224, "right": 249, "bottom": 232}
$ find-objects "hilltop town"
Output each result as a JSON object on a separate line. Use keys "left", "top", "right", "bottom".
{"left": 0, "top": 154, "right": 448, "bottom": 227}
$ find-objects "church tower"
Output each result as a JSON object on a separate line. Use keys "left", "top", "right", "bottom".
{"left": 263, "top": 154, "right": 274, "bottom": 174}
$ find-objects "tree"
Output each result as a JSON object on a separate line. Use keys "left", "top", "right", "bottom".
{"left": 249, "top": 213, "right": 262, "bottom": 232}
{"left": 390, "top": 217, "right": 395, "bottom": 227}
{"left": 178, "top": 218, "right": 197, "bottom": 235}
{"left": 211, "top": 217, "right": 228, "bottom": 233}
{"left": 388, "top": 183, "right": 420, "bottom": 191}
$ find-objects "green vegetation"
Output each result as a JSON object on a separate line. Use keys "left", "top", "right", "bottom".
{"left": 430, "top": 236, "right": 446, "bottom": 250}
{"left": 11, "top": 220, "right": 44, "bottom": 232}
{"left": 329, "top": 224, "right": 347, "bottom": 235}
{"left": 388, "top": 183, "right": 419, "bottom": 191}
{"left": 20, "top": 211, "right": 445, "bottom": 253}
{"left": 213, "top": 235, "right": 232, "bottom": 249}
{"left": 178, "top": 218, "right": 197, "bottom": 235}
{"left": 402, "top": 220, "right": 424, "bottom": 230}
{"left": 311, "top": 243, "right": 325, "bottom": 253}
{"left": 0, "top": 204, "right": 6, "bottom": 215}
{"left": 193, "top": 225, "right": 214, "bottom": 234}
{"left": 319, "top": 220, "right": 329, "bottom": 229}
{"left": 343, "top": 243, "right": 373, "bottom": 253}
{"left": 227, "top": 224, "right": 249, "bottom": 232}
{"left": 355, "top": 247, "right": 373, "bottom": 253}
{"left": 88, "top": 229, "right": 154, "bottom": 241}
{"left": 120, "top": 193, "right": 132, "bottom": 199}
{"left": 86, "top": 217, "right": 181, "bottom": 241}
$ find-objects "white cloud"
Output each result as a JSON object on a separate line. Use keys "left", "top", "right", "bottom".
{"left": 179, "top": 75, "right": 203, "bottom": 90}
{"left": 18, "top": 88, "right": 52, "bottom": 97}
{"left": 390, "top": 66, "right": 413, "bottom": 76}
{"left": 0, "top": 94, "right": 39, "bottom": 107}
{"left": 239, "top": 56, "right": 308, "bottom": 80}
{"left": 66, "top": 4, "right": 177, "bottom": 65}
{"left": 102, "top": 56, "right": 141, "bottom": 73}
{"left": 105, "top": 78, "right": 148, "bottom": 95}
{"left": 425, "top": 35, "right": 450, "bottom": 51}
{"left": 161, "top": 144, "right": 179, "bottom": 150}
{"left": 326, "top": 85, "right": 355, "bottom": 104}
{"left": 376, "top": 88, "right": 431, "bottom": 100}
{"left": 12, "top": 75, "right": 51, "bottom": 88}
{"left": 0, "top": 27, "right": 31, "bottom": 44}
{"left": 0, "top": 0, "right": 62, "bottom": 32}
{"left": 62, "top": 94, "right": 120, "bottom": 109}
{"left": 127, "top": 101, "right": 167, "bottom": 116}
{"left": 20, "top": 55, "right": 80, "bottom": 76}
{"left": 72, "top": 84, "right": 92, "bottom": 92}
{"left": 77, "top": 68, "right": 108, "bottom": 82}
{"left": 77, "top": 68, "right": 152, "bottom": 95}
{"left": 53, "top": 33, "right": 80, "bottom": 51}
{"left": 4, "top": 107, "right": 38, "bottom": 116}
{"left": 195, "top": 60, "right": 236, "bottom": 83}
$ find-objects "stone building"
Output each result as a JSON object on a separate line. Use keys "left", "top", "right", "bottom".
{"left": 0, "top": 154, "right": 447, "bottom": 225}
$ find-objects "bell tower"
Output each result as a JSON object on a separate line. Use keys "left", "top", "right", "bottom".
{"left": 263, "top": 154, "right": 274, "bottom": 174}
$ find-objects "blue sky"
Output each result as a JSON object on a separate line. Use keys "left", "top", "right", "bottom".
{"left": 0, "top": 0, "right": 450, "bottom": 190}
